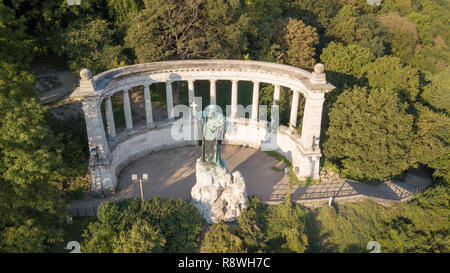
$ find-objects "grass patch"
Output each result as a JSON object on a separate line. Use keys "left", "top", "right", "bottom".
{"left": 270, "top": 166, "right": 284, "bottom": 172}
{"left": 50, "top": 216, "right": 97, "bottom": 253}
{"left": 265, "top": 151, "right": 321, "bottom": 187}
{"left": 64, "top": 216, "right": 97, "bottom": 244}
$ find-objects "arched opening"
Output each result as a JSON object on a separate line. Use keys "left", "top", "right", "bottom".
{"left": 149, "top": 82, "right": 168, "bottom": 122}
{"left": 129, "top": 85, "right": 146, "bottom": 128}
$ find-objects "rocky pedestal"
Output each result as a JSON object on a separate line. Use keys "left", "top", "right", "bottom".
{"left": 191, "top": 159, "right": 247, "bottom": 224}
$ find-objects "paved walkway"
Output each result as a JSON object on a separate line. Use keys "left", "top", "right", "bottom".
{"left": 70, "top": 146, "right": 432, "bottom": 210}
{"left": 34, "top": 71, "right": 77, "bottom": 104}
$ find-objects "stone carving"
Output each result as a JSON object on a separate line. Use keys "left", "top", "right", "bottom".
{"left": 191, "top": 159, "right": 247, "bottom": 224}
{"left": 80, "top": 68, "right": 92, "bottom": 80}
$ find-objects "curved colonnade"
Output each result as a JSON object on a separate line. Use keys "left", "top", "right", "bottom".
{"left": 70, "top": 60, "right": 335, "bottom": 194}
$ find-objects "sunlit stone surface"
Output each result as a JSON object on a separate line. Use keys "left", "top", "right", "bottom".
{"left": 191, "top": 159, "right": 247, "bottom": 224}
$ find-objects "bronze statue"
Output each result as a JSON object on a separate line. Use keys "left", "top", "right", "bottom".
{"left": 191, "top": 103, "right": 227, "bottom": 168}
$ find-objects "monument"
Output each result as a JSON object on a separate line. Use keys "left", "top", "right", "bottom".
{"left": 190, "top": 103, "right": 248, "bottom": 224}
{"left": 70, "top": 60, "right": 335, "bottom": 195}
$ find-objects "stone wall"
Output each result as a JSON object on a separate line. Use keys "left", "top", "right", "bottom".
{"left": 97, "top": 118, "right": 320, "bottom": 193}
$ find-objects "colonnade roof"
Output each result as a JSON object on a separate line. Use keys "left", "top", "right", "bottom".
{"left": 71, "top": 59, "right": 335, "bottom": 100}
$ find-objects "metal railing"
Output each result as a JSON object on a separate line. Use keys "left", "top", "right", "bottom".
{"left": 248, "top": 188, "right": 359, "bottom": 203}
{"left": 68, "top": 183, "right": 433, "bottom": 216}
{"left": 69, "top": 206, "right": 98, "bottom": 217}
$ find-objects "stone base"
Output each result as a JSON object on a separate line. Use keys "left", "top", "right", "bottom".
{"left": 89, "top": 164, "right": 116, "bottom": 195}
{"left": 191, "top": 159, "right": 247, "bottom": 224}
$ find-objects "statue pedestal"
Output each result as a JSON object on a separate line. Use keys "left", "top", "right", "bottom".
{"left": 191, "top": 159, "right": 247, "bottom": 224}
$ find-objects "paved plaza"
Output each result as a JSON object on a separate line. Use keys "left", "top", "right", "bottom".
{"left": 70, "top": 145, "right": 432, "bottom": 210}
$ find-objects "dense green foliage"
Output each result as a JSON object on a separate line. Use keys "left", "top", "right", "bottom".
{"left": 201, "top": 223, "right": 245, "bottom": 253}
{"left": 202, "top": 198, "right": 309, "bottom": 253}
{"left": 324, "top": 86, "right": 414, "bottom": 181}
{"left": 410, "top": 105, "right": 450, "bottom": 184}
{"left": 125, "top": 0, "right": 249, "bottom": 62}
{"left": 63, "top": 18, "right": 127, "bottom": 74}
{"left": 81, "top": 197, "right": 203, "bottom": 253}
{"left": 320, "top": 42, "right": 375, "bottom": 86}
{"left": 0, "top": 0, "right": 448, "bottom": 253}
{"left": 284, "top": 18, "right": 319, "bottom": 68}
{"left": 316, "top": 185, "right": 449, "bottom": 253}
{"left": 0, "top": 99, "right": 67, "bottom": 252}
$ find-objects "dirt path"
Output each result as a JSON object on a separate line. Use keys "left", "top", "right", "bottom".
{"left": 35, "top": 71, "right": 77, "bottom": 104}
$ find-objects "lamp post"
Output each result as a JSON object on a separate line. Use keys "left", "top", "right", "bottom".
{"left": 132, "top": 173, "right": 148, "bottom": 201}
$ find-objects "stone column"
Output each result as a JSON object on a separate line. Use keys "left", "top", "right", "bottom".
{"left": 210, "top": 79, "right": 217, "bottom": 105}
{"left": 251, "top": 81, "right": 260, "bottom": 122}
{"left": 231, "top": 80, "right": 238, "bottom": 119}
{"left": 82, "top": 99, "right": 109, "bottom": 160}
{"left": 271, "top": 84, "right": 281, "bottom": 128}
{"left": 123, "top": 89, "right": 133, "bottom": 129}
{"left": 143, "top": 85, "right": 153, "bottom": 125}
{"left": 299, "top": 63, "right": 328, "bottom": 150}
{"left": 300, "top": 92, "right": 325, "bottom": 150}
{"left": 105, "top": 95, "right": 116, "bottom": 138}
{"left": 273, "top": 85, "right": 280, "bottom": 104}
{"left": 289, "top": 90, "right": 300, "bottom": 129}
{"left": 78, "top": 68, "right": 114, "bottom": 194}
{"left": 166, "top": 80, "right": 174, "bottom": 119}
{"left": 188, "top": 80, "right": 195, "bottom": 106}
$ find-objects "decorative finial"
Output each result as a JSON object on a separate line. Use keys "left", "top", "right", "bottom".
{"left": 80, "top": 68, "right": 92, "bottom": 80}
{"left": 314, "top": 63, "right": 325, "bottom": 74}
{"left": 311, "top": 63, "right": 326, "bottom": 84}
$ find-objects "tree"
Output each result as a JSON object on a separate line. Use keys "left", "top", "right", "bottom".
{"left": 421, "top": 68, "right": 450, "bottom": 113}
{"left": 323, "top": 86, "right": 414, "bottom": 181}
{"left": 326, "top": 7, "right": 389, "bottom": 56}
{"left": 283, "top": 0, "right": 340, "bottom": 31}
{"left": 410, "top": 104, "right": 450, "bottom": 184}
{"left": 0, "top": 62, "right": 35, "bottom": 102}
{"left": 242, "top": 0, "right": 284, "bottom": 59}
{"left": 114, "top": 219, "right": 166, "bottom": 253}
{"left": 235, "top": 198, "right": 309, "bottom": 253}
{"left": 0, "top": 2, "right": 33, "bottom": 66}
{"left": 326, "top": 5, "right": 358, "bottom": 45}
{"left": 82, "top": 197, "right": 203, "bottom": 253}
{"left": 364, "top": 56, "right": 420, "bottom": 102}
{"left": 380, "top": 0, "right": 416, "bottom": 16}
{"left": 316, "top": 186, "right": 450, "bottom": 253}
{"left": 408, "top": 12, "right": 436, "bottom": 46}
{"left": 201, "top": 0, "right": 250, "bottom": 59}
{"left": 64, "top": 18, "right": 127, "bottom": 74}
{"left": 316, "top": 200, "right": 387, "bottom": 253}
{"left": 378, "top": 185, "right": 450, "bottom": 253}
{"left": 126, "top": 0, "right": 248, "bottom": 62}
{"left": 263, "top": 201, "right": 309, "bottom": 253}
{"left": 201, "top": 223, "right": 245, "bottom": 253}
{"left": 4, "top": 0, "right": 107, "bottom": 54}
{"left": 320, "top": 42, "right": 375, "bottom": 86}
{"left": 284, "top": 18, "right": 319, "bottom": 69}
{"left": 379, "top": 12, "right": 419, "bottom": 60}
{"left": 0, "top": 99, "right": 67, "bottom": 252}
{"left": 354, "top": 15, "right": 390, "bottom": 57}
{"left": 106, "top": 0, "right": 144, "bottom": 36}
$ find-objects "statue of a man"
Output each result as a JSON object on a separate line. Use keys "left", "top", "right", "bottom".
{"left": 191, "top": 103, "right": 227, "bottom": 168}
